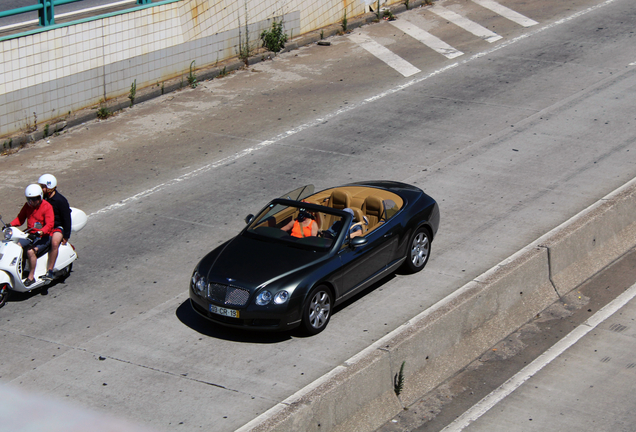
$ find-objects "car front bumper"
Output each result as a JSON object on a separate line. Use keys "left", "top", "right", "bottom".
{"left": 189, "top": 288, "right": 301, "bottom": 332}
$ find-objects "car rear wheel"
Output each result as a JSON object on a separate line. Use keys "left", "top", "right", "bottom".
{"left": 301, "top": 285, "right": 333, "bottom": 335}
{"left": 403, "top": 227, "right": 431, "bottom": 273}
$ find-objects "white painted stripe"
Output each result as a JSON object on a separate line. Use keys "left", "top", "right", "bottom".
{"left": 441, "top": 281, "right": 636, "bottom": 432}
{"left": 472, "top": 0, "right": 538, "bottom": 27}
{"left": 630, "top": 61, "right": 636, "bottom": 66}
{"left": 89, "top": 0, "right": 617, "bottom": 220}
{"left": 349, "top": 33, "right": 421, "bottom": 77}
{"left": 431, "top": 5, "right": 502, "bottom": 43}
{"left": 390, "top": 18, "right": 464, "bottom": 59}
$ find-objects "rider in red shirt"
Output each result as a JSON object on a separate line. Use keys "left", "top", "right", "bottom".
{"left": 10, "top": 184, "right": 55, "bottom": 286}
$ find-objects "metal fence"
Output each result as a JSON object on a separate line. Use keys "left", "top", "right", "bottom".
{"left": 0, "top": 0, "right": 151, "bottom": 27}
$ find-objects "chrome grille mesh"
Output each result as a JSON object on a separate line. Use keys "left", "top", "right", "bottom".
{"left": 208, "top": 283, "right": 250, "bottom": 307}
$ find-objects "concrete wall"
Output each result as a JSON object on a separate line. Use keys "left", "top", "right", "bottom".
{"left": 237, "top": 176, "right": 636, "bottom": 432}
{"left": 0, "top": 0, "right": 393, "bottom": 139}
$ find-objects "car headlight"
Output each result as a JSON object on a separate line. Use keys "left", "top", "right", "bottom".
{"left": 256, "top": 291, "right": 272, "bottom": 306}
{"left": 191, "top": 271, "right": 207, "bottom": 294}
{"left": 274, "top": 291, "right": 290, "bottom": 304}
{"left": 3, "top": 228, "right": 12, "bottom": 240}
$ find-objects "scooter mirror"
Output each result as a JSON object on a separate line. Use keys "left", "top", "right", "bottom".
{"left": 34, "top": 222, "right": 43, "bottom": 229}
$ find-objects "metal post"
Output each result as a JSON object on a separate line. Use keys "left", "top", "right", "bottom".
{"left": 39, "top": 0, "right": 54, "bottom": 26}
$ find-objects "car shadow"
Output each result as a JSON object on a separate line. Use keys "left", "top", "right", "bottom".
{"left": 175, "top": 300, "right": 293, "bottom": 343}
{"left": 176, "top": 271, "right": 399, "bottom": 342}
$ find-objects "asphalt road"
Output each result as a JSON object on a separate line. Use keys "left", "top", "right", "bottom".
{"left": 1, "top": 0, "right": 635, "bottom": 430}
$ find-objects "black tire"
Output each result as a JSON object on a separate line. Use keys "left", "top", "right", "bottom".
{"left": 0, "top": 283, "right": 10, "bottom": 309}
{"left": 402, "top": 227, "right": 431, "bottom": 273}
{"left": 62, "top": 263, "right": 73, "bottom": 279}
{"left": 301, "top": 285, "right": 333, "bottom": 335}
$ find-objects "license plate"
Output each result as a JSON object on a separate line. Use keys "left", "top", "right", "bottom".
{"left": 209, "top": 304, "right": 240, "bottom": 318}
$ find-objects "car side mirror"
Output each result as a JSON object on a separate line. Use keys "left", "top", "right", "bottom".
{"left": 350, "top": 237, "right": 367, "bottom": 248}
{"left": 245, "top": 214, "right": 254, "bottom": 225}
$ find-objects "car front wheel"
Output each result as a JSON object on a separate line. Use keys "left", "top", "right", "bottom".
{"left": 403, "top": 227, "right": 431, "bottom": 273}
{"left": 301, "top": 285, "right": 333, "bottom": 335}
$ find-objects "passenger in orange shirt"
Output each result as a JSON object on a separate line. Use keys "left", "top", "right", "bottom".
{"left": 281, "top": 210, "right": 318, "bottom": 238}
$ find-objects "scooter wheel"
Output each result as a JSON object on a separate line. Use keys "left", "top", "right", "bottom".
{"left": 0, "top": 283, "right": 10, "bottom": 309}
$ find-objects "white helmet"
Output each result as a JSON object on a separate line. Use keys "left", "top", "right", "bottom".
{"left": 38, "top": 173, "right": 57, "bottom": 189}
{"left": 25, "top": 184, "right": 43, "bottom": 202}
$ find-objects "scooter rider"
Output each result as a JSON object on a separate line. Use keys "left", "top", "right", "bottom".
{"left": 38, "top": 174, "right": 72, "bottom": 281}
{"left": 9, "top": 184, "right": 55, "bottom": 286}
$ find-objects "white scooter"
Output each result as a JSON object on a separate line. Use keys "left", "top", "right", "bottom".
{"left": 0, "top": 208, "right": 87, "bottom": 308}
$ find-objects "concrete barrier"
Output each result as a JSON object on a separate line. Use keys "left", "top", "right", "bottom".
{"left": 238, "top": 176, "right": 636, "bottom": 432}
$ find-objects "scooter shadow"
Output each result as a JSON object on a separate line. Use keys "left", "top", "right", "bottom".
{"left": 6, "top": 277, "right": 70, "bottom": 304}
{"left": 175, "top": 300, "right": 294, "bottom": 343}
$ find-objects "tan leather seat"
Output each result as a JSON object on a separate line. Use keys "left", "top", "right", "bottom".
{"left": 362, "top": 196, "right": 384, "bottom": 228}
{"left": 329, "top": 189, "right": 351, "bottom": 210}
{"left": 325, "top": 189, "right": 352, "bottom": 228}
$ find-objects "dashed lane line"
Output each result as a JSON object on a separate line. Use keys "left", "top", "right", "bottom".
{"left": 472, "top": 0, "right": 539, "bottom": 27}
{"left": 430, "top": 5, "right": 503, "bottom": 43}
{"left": 389, "top": 18, "right": 464, "bottom": 59}
{"left": 348, "top": 33, "right": 421, "bottom": 77}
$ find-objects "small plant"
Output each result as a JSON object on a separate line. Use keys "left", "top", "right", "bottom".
{"left": 320, "top": 29, "right": 324, "bottom": 40}
{"left": 161, "top": 82, "right": 165, "bottom": 95}
{"left": 260, "top": 20, "right": 288, "bottom": 53}
{"left": 218, "top": 66, "right": 228, "bottom": 77}
{"left": 96, "top": 105, "right": 111, "bottom": 119}
{"left": 187, "top": 61, "right": 198, "bottom": 88}
{"left": 425, "top": 0, "right": 433, "bottom": 4}
{"left": 383, "top": 10, "right": 395, "bottom": 20}
{"left": 405, "top": 0, "right": 410, "bottom": 10}
{"left": 341, "top": 10, "right": 348, "bottom": 32}
{"left": 43, "top": 124, "right": 49, "bottom": 138}
{"left": 376, "top": 0, "right": 381, "bottom": 20}
{"left": 394, "top": 361, "right": 406, "bottom": 396}
{"left": 238, "top": 0, "right": 252, "bottom": 65}
{"left": 128, "top": 79, "right": 137, "bottom": 107}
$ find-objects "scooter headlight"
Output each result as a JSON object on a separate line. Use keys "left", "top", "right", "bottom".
{"left": 3, "top": 228, "right": 12, "bottom": 240}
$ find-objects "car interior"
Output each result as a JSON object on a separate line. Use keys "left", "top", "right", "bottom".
{"left": 248, "top": 187, "right": 404, "bottom": 248}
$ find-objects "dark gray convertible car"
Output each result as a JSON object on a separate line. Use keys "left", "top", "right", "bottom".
{"left": 189, "top": 181, "right": 440, "bottom": 335}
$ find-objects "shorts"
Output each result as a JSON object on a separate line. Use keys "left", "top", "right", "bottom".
{"left": 29, "top": 235, "right": 51, "bottom": 254}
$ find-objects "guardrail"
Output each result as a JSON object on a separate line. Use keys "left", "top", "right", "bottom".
{"left": 0, "top": 0, "right": 150, "bottom": 27}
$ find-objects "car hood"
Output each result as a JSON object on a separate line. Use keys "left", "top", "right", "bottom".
{"left": 200, "top": 234, "right": 326, "bottom": 291}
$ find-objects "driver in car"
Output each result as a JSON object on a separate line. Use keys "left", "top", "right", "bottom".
{"left": 9, "top": 184, "right": 55, "bottom": 287}
{"left": 281, "top": 209, "right": 319, "bottom": 238}
{"left": 324, "top": 208, "right": 364, "bottom": 239}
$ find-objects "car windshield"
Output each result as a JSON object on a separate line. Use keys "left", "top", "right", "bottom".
{"left": 244, "top": 200, "right": 350, "bottom": 251}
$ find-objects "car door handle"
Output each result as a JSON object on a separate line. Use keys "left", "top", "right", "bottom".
{"left": 384, "top": 232, "right": 393, "bottom": 238}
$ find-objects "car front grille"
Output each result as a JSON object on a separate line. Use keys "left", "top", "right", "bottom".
{"left": 207, "top": 283, "right": 250, "bottom": 307}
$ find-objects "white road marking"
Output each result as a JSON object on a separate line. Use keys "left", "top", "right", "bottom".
{"left": 390, "top": 18, "right": 464, "bottom": 59}
{"left": 430, "top": 5, "right": 503, "bottom": 43}
{"left": 630, "top": 61, "right": 636, "bottom": 66}
{"left": 88, "top": 0, "right": 617, "bottom": 219}
{"left": 472, "top": 0, "right": 538, "bottom": 27}
{"left": 441, "top": 281, "right": 636, "bottom": 432}
{"left": 348, "top": 33, "right": 421, "bottom": 77}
